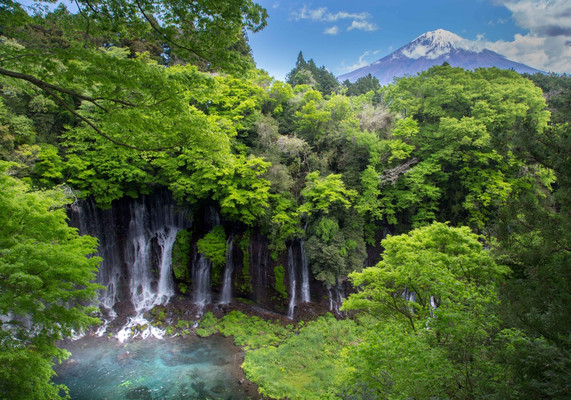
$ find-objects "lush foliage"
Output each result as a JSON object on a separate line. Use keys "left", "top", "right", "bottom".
{"left": 0, "top": 162, "right": 101, "bottom": 399}
{"left": 2, "top": 1, "right": 570, "bottom": 397}
{"left": 273, "top": 265, "right": 287, "bottom": 300}
{"left": 244, "top": 314, "right": 361, "bottom": 400}
{"left": 196, "top": 311, "right": 291, "bottom": 349}
{"left": 380, "top": 66, "right": 550, "bottom": 228}
{"left": 338, "top": 223, "right": 512, "bottom": 399}
{"left": 286, "top": 52, "right": 340, "bottom": 95}
{"left": 197, "top": 226, "right": 228, "bottom": 285}
{"left": 171, "top": 229, "right": 192, "bottom": 293}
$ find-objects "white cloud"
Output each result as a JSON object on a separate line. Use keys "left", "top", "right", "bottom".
{"left": 339, "top": 50, "right": 380, "bottom": 73}
{"left": 325, "top": 11, "right": 370, "bottom": 22}
{"left": 459, "top": 33, "right": 571, "bottom": 73}
{"left": 292, "top": 6, "right": 329, "bottom": 21}
{"left": 488, "top": 18, "right": 507, "bottom": 25}
{"left": 498, "top": 0, "right": 571, "bottom": 37}
{"left": 292, "top": 6, "right": 370, "bottom": 22}
{"left": 292, "top": 5, "right": 378, "bottom": 34}
{"left": 324, "top": 26, "right": 340, "bottom": 35}
{"left": 347, "top": 20, "right": 378, "bottom": 32}
{"left": 484, "top": 0, "right": 571, "bottom": 72}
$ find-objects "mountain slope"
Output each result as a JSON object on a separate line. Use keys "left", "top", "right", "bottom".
{"left": 338, "top": 29, "right": 543, "bottom": 85}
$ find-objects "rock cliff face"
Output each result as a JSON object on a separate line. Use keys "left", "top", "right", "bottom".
{"left": 68, "top": 191, "right": 342, "bottom": 335}
{"left": 338, "top": 29, "right": 543, "bottom": 85}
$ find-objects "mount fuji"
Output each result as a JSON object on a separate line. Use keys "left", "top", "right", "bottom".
{"left": 338, "top": 29, "right": 543, "bottom": 85}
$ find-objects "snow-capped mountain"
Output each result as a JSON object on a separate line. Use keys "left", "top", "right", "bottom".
{"left": 338, "top": 29, "right": 543, "bottom": 85}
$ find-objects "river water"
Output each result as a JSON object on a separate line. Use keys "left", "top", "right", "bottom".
{"left": 53, "top": 335, "right": 259, "bottom": 399}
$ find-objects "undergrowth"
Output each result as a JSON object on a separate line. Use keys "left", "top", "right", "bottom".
{"left": 197, "top": 311, "right": 361, "bottom": 399}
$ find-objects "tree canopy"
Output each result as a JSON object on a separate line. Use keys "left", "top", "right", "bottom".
{"left": 286, "top": 52, "right": 340, "bottom": 96}
{"left": 0, "top": 0, "right": 267, "bottom": 151}
{"left": 0, "top": 162, "right": 101, "bottom": 399}
{"left": 1, "top": 2, "right": 570, "bottom": 396}
{"left": 340, "top": 223, "right": 510, "bottom": 399}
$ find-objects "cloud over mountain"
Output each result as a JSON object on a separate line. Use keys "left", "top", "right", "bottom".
{"left": 338, "top": 29, "right": 543, "bottom": 85}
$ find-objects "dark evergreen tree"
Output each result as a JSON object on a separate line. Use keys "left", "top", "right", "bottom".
{"left": 344, "top": 73, "right": 381, "bottom": 96}
{"left": 523, "top": 73, "right": 571, "bottom": 124}
{"left": 286, "top": 51, "right": 339, "bottom": 95}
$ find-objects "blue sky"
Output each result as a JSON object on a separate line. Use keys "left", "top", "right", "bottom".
{"left": 248, "top": 0, "right": 571, "bottom": 81}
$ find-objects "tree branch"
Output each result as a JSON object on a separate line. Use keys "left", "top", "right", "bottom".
{"left": 133, "top": 0, "right": 210, "bottom": 62}
{"left": 0, "top": 66, "right": 179, "bottom": 151}
{"left": 0, "top": 66, "right": 136, "bottom": 109}
{"left": 380, "top": 158, "right": 419, "bottom": 184}
{"left": 43, "top": 85, "right": 174, "bottom": 152}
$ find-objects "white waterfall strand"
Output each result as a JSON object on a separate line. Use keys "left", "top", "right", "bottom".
{"left": 300, "top": 240, "right": 311, "bottom": 303}
{"left": 219, "top": 238, "right": 234, "bottom": 304}
{"left": 192, "top": 253, "right": 212, "bottom": 307}
{"left": 287, "top": 246, "right": 297, "bottom": 319}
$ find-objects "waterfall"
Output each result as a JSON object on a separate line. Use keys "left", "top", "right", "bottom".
{"left": 69, "top": 192, "right": 189, "bottom": 341}
{"left": 300, "top": 240, "right": 311, "bottom": 303}
{"left": 123, "top": 197, "right": 186, "bottom": 313}
{"left": 154, "top": 228, "right": 178, "bottom": 305}
{"left": 287, "top": 247, "right": 297, "bottom": 319}
{"left": 70, "top": 200, "right": 122, "bottom": 323}
{"left": 327, "top": 285, "right": 345, "bottom": 314}
{"left": 403, "top": 288, "right": 416, "bottom": 303}
{"left": 118, "top": 195, "right": 187, "bottom": 341}
{"left": 192, "top": 253, "right": 212, "bottom": 306}
{"left": 191, "top": 207, "right": 223, "bottom": 309}
{"left": 219, "top": 238, "right": 234, "bottom": 304}
{"left": 125, "top": 202, "right": 154, "bottom": 315}
{"left": 286, "top": 241, "right": 313, "bottom": 319}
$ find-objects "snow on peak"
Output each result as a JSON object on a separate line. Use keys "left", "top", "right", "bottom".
{"left": 401, "top": 29, "right": 465, "bottom": 60}
{"left": 415, "top": 29, "right": 463, "bottom": 47}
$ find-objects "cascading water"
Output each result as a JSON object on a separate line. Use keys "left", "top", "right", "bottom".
{"left": 286, "top": 241, "right": 312, "bottom": 319}
{"left": 118, "top": 197, "right": 188, "bottom": 341}
{"left": 70, "top": 200, "right": 122, "bottom": 330}
{"left": 191, "top": 207, "right": 223, "bottom": 312}
{"left": 192, "top": 253, "right": 212, "bottom": 307}
{"left": 154, "top": 229, "right": 178, "bottom": 305}
{"left": 327, "top": 285, "right": 345, "bottom": 314}
{"left": 125, "top": 202, "right": 154, "bottom": 316}
{"left": 403, "top": 288, "right": 416, "bottom": 303}
{"left": 69, "top": 192, "right": 189, "bottom": 341}
{"left": 287, "top": 247, "right": 297, "bottom": 319}
{"left": 300, "top": 240, "right": 311, "bottom": 303}
{"left": 219, "top": 238, "right": 234, "bottom": 304}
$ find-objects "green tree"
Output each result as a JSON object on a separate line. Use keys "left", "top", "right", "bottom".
{"left": 523, "top": 73, "right": 571, "bottom": 124}
{"left": 377, "top": 65, "right": 550, "bottom": 228}
{"left": 0, "top": 162, "right": 101, "bottom": 399}
{"left": 341, "top": 222, "right": 511, "bottom": 399}
{"left": 491, "top": 120, "right": 571, "bottom": 398}
{"left": 1, "top": 0, "right": 267, "bottom": 152}
{"left": 343, "top": 73, "right": 381, "bottom": 101}
{"left": 299, "top": 172, "right": 365, "bottom": 286}
{"left": 286, "top": 52, "right": 339, "bottom": 95}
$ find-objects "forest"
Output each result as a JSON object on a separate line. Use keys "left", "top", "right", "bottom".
{"left": 0, "top": 0, "right": 569, "bottom": 399}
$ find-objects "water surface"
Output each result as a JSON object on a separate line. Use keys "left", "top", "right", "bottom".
{"left": 54, "top": 335, "right": 258, "bottom": 399}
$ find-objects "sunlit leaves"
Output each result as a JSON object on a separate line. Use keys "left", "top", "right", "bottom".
{"left": 299, "top": 171, "right": 356, "bottom": 216}
{"left": 340, "top": 222, "right": 510, "bottom": 398}
{"left": 379, "top": 65, "right": 550, "bottom": 227}
{"left": 0, "top": 162, "right": 101, "bottom": 398}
